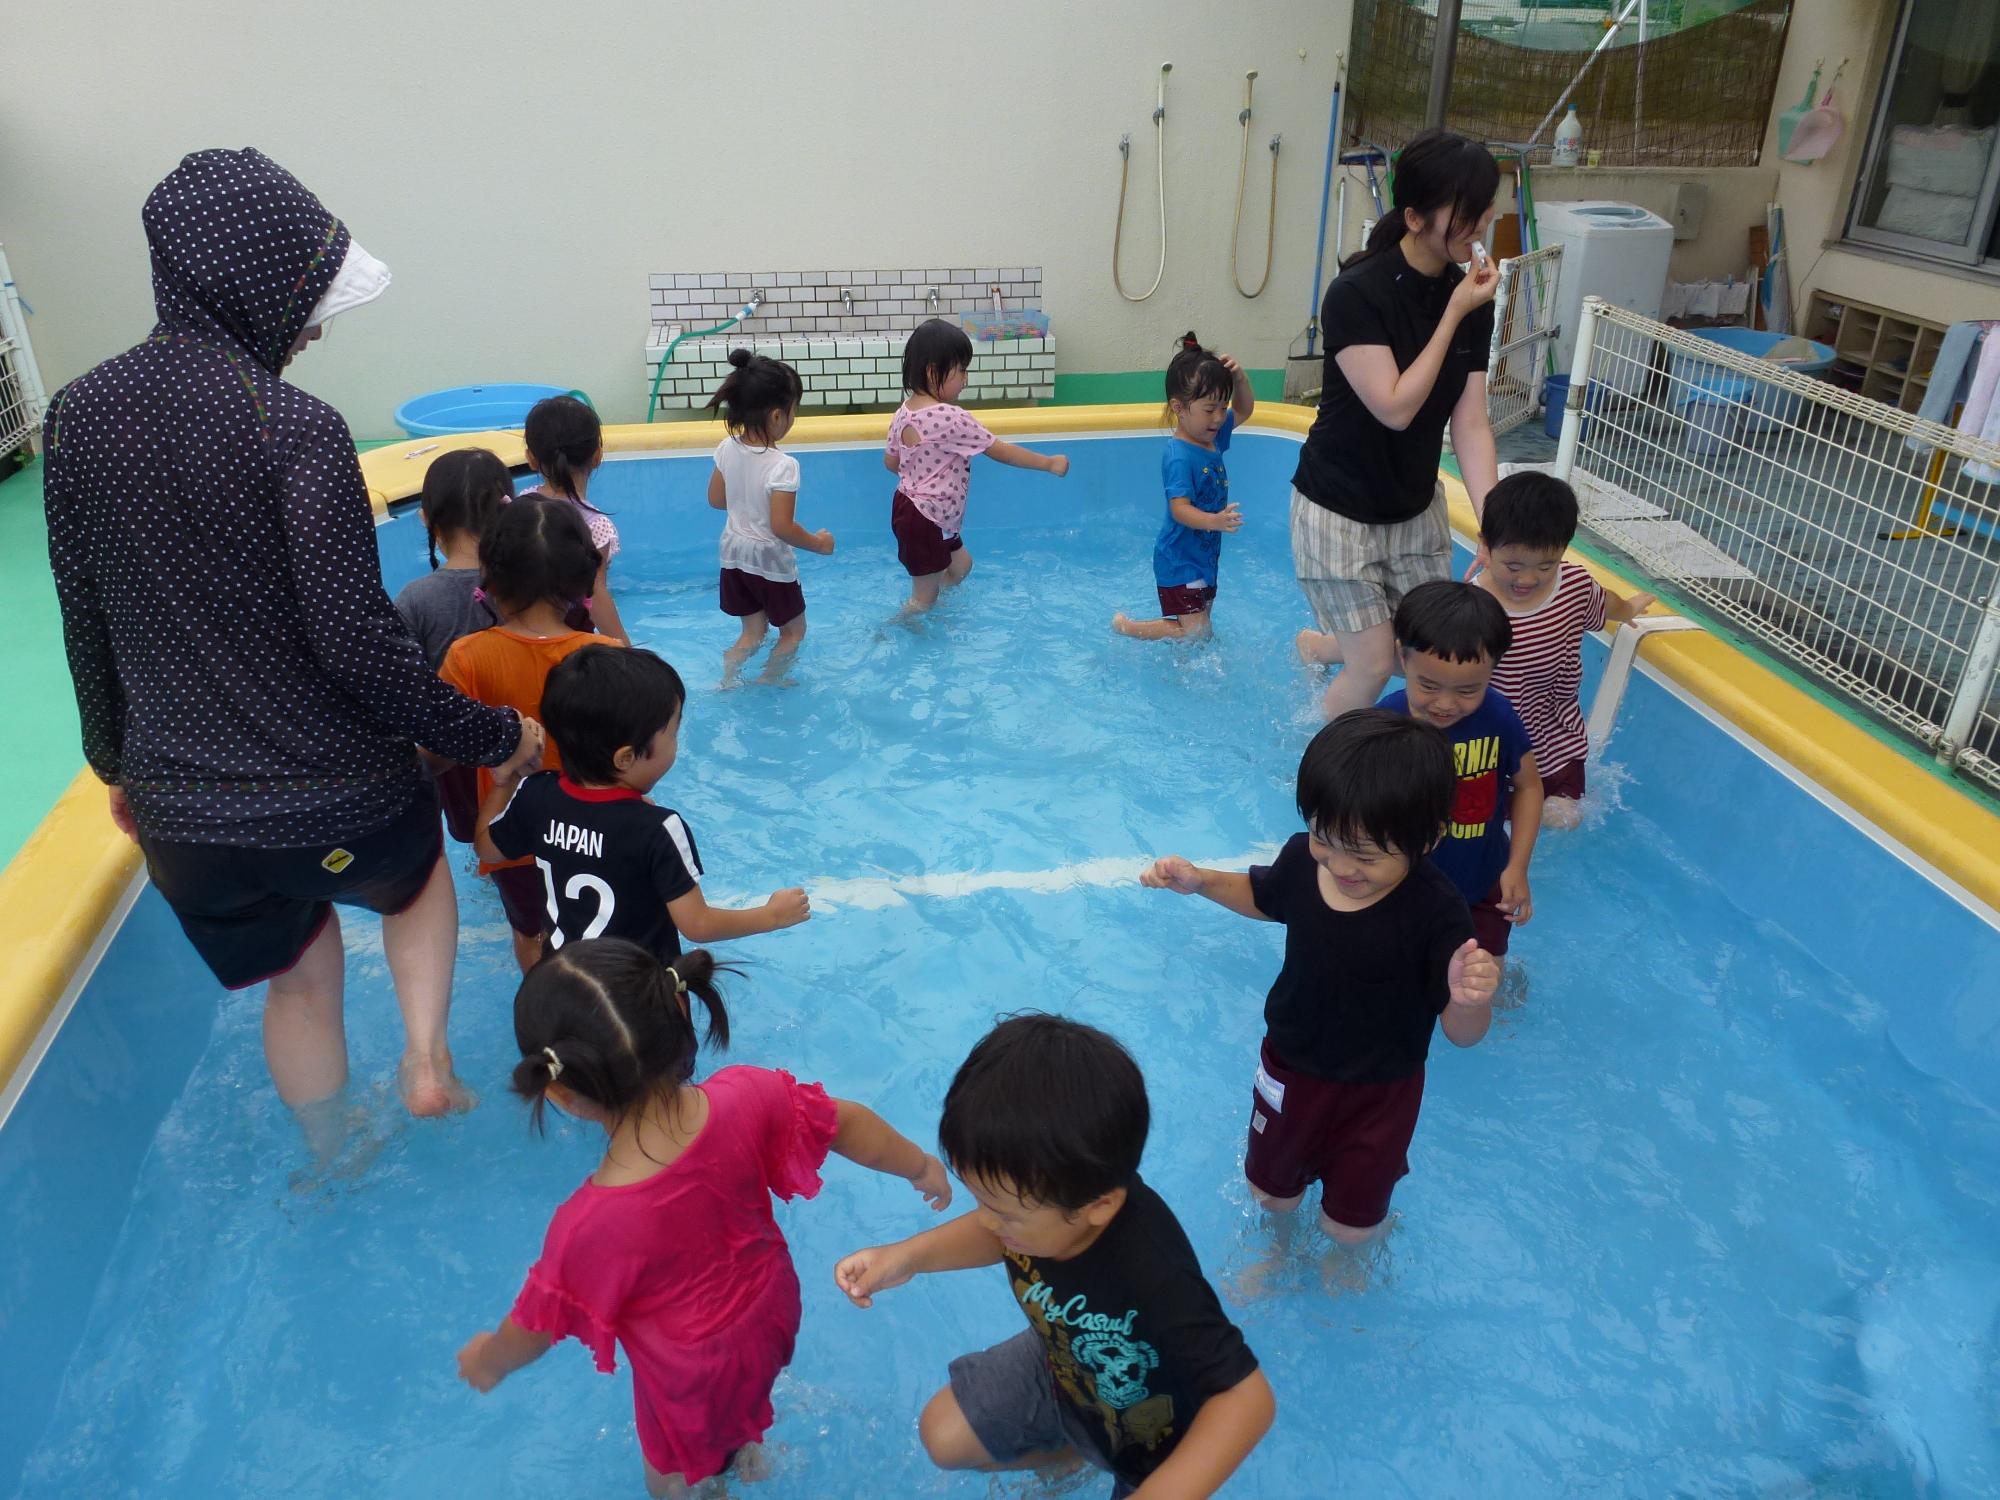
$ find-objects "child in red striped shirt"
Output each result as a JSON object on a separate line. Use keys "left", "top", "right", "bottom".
{"left": 1475, "top": 473, "right": 1653, "bottom": 829}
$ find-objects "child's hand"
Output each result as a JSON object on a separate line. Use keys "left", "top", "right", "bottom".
{"left": 1140, "top": 856, "right": 1205, "bottom": 895}
{"left": 1218, "top": 353, "right": 1243, "bottom": 377}
{"left": 456, "top": 1332, "right": 505, "bottom": 1393}
{"left": 765, "top": 887, "right": 811, "bottom": 929}
{"left": 1446, "top": 938, "right": 1500, "bottom": 1006}
{"left": 1623, "top": 591, "right": 1658, "bottom": 619}
{"left": 495, "top": 716, "right": 545, "bottom": 783}
{"left": 1497, "top": 868, "right": 1533, "bottom": 926}
{"left": 908, "top": 1153, "right": 953, "bottom": 1211}
{"left": 814, "top": 528, "right": 837, "bottom": 555}
{"left": 1046, "top": 454, "right": 1070, "bottom": 479}
{"left": 1215, "top": 503, "right": 1244, "bottom": 533}
{"left": 834, "top": 1244, "right": 915, "bottom": 1309}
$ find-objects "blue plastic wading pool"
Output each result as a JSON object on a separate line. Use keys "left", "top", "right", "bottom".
{"left": 3, "top": 426, "right": 1997, "bottom": 1497}
{"left": 393, "top": 383, "right": 576, "bottom": 438}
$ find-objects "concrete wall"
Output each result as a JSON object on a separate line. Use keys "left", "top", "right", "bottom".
{"left": 2, "top": 1, "right": 1346, "bottom": 435}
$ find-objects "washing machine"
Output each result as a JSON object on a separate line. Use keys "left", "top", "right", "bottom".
{"left": 1532, "top": 200, "right": 1674, "bottom": 396}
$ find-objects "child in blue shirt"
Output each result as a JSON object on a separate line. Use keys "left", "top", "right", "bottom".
{"left": 1380, "top": 580, "right": 1543, "bottom": 961}
{"left": 1113, "top": 335, "right": 1255, "bottom": 641}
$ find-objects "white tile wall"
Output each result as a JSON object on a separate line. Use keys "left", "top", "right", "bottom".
{"left": 643, "top": 266, "right": 1054, "bottom": 411}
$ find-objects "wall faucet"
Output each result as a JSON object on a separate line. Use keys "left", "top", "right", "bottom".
{"left": 839, "top": 287, "right": 856, "bottom": 314}
{"left": 926, "top": 286, "right": 941, "bottom": 311}
{"left": 738, "top": 289, "right": 765, "bottom": 320}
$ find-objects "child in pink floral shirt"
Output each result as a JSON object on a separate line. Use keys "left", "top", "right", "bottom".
{"left": 886, "top": 318, "right": 1069, "bottom": 612}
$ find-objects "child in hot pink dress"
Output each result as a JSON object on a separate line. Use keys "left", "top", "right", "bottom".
{"left": 457, "top": 937, "right": 952, "bottom": 1497}
{"left": 887, "top": 317, "right": 1069, "bottom": 613}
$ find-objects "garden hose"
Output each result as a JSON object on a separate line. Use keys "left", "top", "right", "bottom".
{"left": 1113, "top": 63, "right": 1173, "bottom": 303}
{"left": 1231, "top": 71, "right": 1280, "bottom": 299}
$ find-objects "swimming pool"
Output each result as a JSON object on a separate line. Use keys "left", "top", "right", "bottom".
{"left": 4, "top": 423, "right": 1998, "bottom": 1497}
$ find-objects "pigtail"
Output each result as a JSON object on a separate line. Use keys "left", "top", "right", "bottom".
{"left": 658, "top": 948, "right": 734, "bottom": 1053}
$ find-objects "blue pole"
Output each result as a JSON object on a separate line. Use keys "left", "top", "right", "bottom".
{"left": 1306, "top": 73, "right": 1342, "bottom": 358}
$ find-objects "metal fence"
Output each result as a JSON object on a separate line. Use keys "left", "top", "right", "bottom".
{"left": 1487, "top": 244, "right": 1564, "bottom": 438}
{"left": 0, "top": 245, "right": 46, "bottom": 459}
{"left": 1555, "top": 298, "right": 2000, "bottom": 794}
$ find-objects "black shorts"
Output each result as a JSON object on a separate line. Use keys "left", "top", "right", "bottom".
{"left": 719, "top": 567, "right": 806, "bottom": 627}
{"left": 140, "top": 783, "right": 444, "bottom": 990}
{"left": 892, "top": 491, "right": 964, "bottom": 578}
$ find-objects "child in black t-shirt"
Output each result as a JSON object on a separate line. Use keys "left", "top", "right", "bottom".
{"left": 835, "top": 1015, "right": 1273, "bottom": 1499}
{"left": 474, "top": 645, "right": 810, "bottom": 962}
{"left": 1142, "top": 709, "right": 1499, "bottom": 1249}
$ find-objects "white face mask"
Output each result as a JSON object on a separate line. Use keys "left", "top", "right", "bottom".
{"left": 303, "top": 239, "right": 391, "bottom": 334}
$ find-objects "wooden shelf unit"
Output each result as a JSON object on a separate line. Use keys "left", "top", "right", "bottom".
{"left": 1802, "top": 290, "right": 1949, "bottom": 414}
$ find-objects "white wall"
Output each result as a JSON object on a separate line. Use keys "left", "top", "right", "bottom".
{"left": 2, "top": 0, "right": 1348, "bottom": 434}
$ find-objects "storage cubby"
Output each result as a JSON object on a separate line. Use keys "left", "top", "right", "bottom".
{"left": 1803, "top": 291, "right": 1952, "bottom": 414}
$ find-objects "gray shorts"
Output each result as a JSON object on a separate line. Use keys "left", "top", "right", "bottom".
{"left": 948, "top": 1329, "right": 1132, "bottom": 1499}
{"left": 1291, "top": 483, "right": 1452, "bottom": 635}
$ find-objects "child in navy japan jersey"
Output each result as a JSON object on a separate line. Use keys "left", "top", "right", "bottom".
{"left": 477, "top": 646, "right": 810, "bottom": 962}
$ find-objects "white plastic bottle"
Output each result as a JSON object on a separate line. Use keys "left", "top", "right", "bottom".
{"left": 1553, "top": 105, "right": 1582, "bottom": 167}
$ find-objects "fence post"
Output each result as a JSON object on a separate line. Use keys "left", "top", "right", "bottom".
{"left": 1938, "top": 588, "right": 2000, "bottom": 769}
{"left": 1553, "top": 297, "right": 1603, "bottom": 485}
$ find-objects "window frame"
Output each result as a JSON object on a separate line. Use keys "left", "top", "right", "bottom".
{"left": 1843, "top": 0, "right": 2000, "bottom": 268}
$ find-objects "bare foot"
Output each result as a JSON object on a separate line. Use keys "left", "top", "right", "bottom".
{"left": 730, "top": 1444, "right": 772, "bottom": 1484}
{"left": 1542, "top": 796, "right": 1583, "bottom": 830}
{"left": 399, "top": 1052, "right": 474, "bottom": 1118}
{"left": 1295, "top": 628, "right": 1344, "bottom": 666}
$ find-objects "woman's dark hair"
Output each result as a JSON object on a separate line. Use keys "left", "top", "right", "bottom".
{"left": 542, "top": 645, "right": 687, "bottom": 782}
{"left": 1344, "top": 129, "right": 1499, "bottom": 269}
{"left": 478, "top": 494, "right": 601, "bottom": 615}
{"left": 524, "top": 394, "right": 602, "bottom": 501}
{"left": 902, "top": 318, "right": 975, "bottom": 398}
{"left": 418, "top": 448, "right": 512, "bottom": 569}
{"left": 706, "top": 348, "right": 803, "bottom": 441}
{"left": 511, "top": 937, "right": 735, "bottom": 1135}
{"left": 1478, "top": 470, "right": 1581, "bottom": 553}
{"left": 1297, "top": 708, "right": 1454, "bottom": 859}
{"left": 938, "top": 1013, "right": 1149, "bottom": 1211}
{"left": 1393, "top": 580, "right": 1512, "bottom": 665}
{"left": 1165, "top": 334, "right": 1234, "bottom": 424}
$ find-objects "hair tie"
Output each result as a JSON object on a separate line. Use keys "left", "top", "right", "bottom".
{"left": 541, "top": 1046, "right": 563, "bottom": 1081}
{"left": 665, "top": 964, "right": 688, "bottom": 997}
{"left": 472, "top": 586, "right": 488, "bottom": 603}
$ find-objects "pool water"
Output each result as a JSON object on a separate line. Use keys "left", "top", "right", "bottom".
{"left": 6, "top": 432, "right": 2000, "bottom": 1497}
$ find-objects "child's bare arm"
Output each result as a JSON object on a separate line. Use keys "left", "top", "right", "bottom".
{"left": 833, "top": 1210, "right": 1006, "bottom": 1308}
{"left": 471, "top": 718, "right": 546, "bottom": 864}
{"left": 1128, "top": 1368, "right": 1275, "bottom": 1499}
{"left": 1169, "top": 497, "right": 1243, "bottom": 534}
{"left": 667, "top": 883, "right": 810, "bottom": 942}
{"left": 706, "top": 468, "right": 727, "bottom": 510}
{"left": 1439, "top": 938, "right": 1498, "bottom": 1047}
{"left": 1498, "top": 753, "right": 1544, "bottom": 924}
{"left": 768, "top": 490, "right": 835, "bottom": 555}
{"left": 831, "top": 1098, "right": 952, "bottom": 1209}
{"left": 1606, "top": 586, "right": 1658, "bottom": 622}
{"left": 1219, "top": 353, "right": 1256, "bottom": 422}
{"left": 456, "top": 1316, "right": 553, "bottom": 1393}
{"left": 983, "top": 439, "right": 1069, "bottom": 477}
{"left": 1139, "top": 859, "right": 1272, "bottom": 921}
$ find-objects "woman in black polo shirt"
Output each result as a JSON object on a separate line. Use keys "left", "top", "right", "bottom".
{"left": 1292, "top": 130, "right": 1502, "bottom": 717}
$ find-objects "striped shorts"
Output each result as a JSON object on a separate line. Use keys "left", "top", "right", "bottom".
{"left": 1290, "top": 484, "right": 1452, "bottom": 636}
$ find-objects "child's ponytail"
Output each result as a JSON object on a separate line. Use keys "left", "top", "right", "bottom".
{"left": 524, "top": 394, "right": 603, "bottom": 503}
{"left": 654, "top": 948, "right": 730, "bottom": 1052}
{"left": 705, "top": 348, "right": 803, "bottom": 443}
{"left": 1164, "top": 333, "right": 1232, "bottom": 423}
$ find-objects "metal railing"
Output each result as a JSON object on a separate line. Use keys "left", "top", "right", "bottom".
{"left": 0, "top": 245, "right": 46, "bottom": 458}
{"left": 1555, "top": 297, "right": 2000, "bottom": 794}
{"left": 1486, "top": 243, "right": 1563, "bottom": 438}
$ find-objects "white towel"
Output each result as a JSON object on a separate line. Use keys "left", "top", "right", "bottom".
{"left": 305, "top": 239, "right": 390, "bottom": 330}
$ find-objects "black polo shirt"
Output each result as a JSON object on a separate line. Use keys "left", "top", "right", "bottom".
{"left": 1291, "top": 242, "right": 1495, "bottom": 525}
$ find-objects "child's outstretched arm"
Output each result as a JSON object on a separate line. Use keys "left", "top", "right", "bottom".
{"left": 1139, "top": 858, "right": 1272, "bottom": 922}
{"left": 982, "top": 439, "right": 1069, "bottom": 478}
{"left": 1220, "top": 353, "right": 1256, "bottom": 422}
{"left": 768, "top": 489, "right": 836, "bottom": 555}
{"left": 830, "top": 1097, "right": 952, "bottom": 1209}
{"left": 1497, "top": 753, "right": 1544, "bottom": 926}
{"left": 1606, "top": 585, "right": 1658, "bottom": 622}
{"left": 834, "top": 1210, "right": 1006, "bottom": 1309}
{"left": 1129, "top": 1367, "right": 1275, "bottom": 1500}
{"left": 1439, "top": 938, "right": 1499, "bottom": 1048}
{"left": 457, "top": 1316, "right": 554, "bottom": 1393}
{"left": 668, "top": 882, "right": 810, "bottom": 943}
{"left": 471, "top": 717, "right": 547, "bottom": 864}
{"left": 706, "top": 468, "right": 727, "bottom": 511}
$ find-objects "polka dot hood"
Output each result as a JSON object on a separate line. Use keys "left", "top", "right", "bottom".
{"left": 42, "top": 148, "right": 522, "bottom": 847}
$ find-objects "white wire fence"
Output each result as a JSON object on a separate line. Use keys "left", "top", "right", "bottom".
{"left": 0, "top": 245, "right": 46, "bottom": 460}
{"left": 1487, "top": 244, "right": 1564, "bottom": 438}
{"left": 1554, "top": 298, "right": 2000, "bottom": 795}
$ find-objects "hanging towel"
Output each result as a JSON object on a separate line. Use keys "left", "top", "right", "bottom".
{"left": 1964, "top": 331, "right": 2000, "bottom": 485}
{"left": 1907, "top": 320, "right": 1984, "bottom": 453}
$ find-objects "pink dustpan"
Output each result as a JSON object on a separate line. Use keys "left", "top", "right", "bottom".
{"left": 1784, "top": 76, "right": 1847, "bottom": 164}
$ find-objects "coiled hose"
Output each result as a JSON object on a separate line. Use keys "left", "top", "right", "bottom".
{"left": 1113, "top": 64, "right": 1172, "bottom": 303}
{"left": 1231, "top": 72, "right": 1280, "bottom": 299}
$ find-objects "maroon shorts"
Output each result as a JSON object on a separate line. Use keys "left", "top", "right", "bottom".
{"left": 1468, "top": 880, "right": 1514, "bottom": 957}
{"left": 719, "top": 567, "right": 806, "bottom": 627}
{"left": 1243, "top": 1039, "right": 1425, "bottom": 1229}
{"left": 1541, "top": 757, "right": 1586, "bottom": 801}
{"left": 892, "top": 491, "right": 963, "bottom": 578}
{"left": 1156, "top": 583, "right": 1217, "bottom": 618}
{"left": 491, "top": 862, "right": 550, "bottom": 939}
{"left": 436, "top": 763, "right": 480, "bottom": 845}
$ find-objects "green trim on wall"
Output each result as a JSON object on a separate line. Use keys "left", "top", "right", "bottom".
{"left": 1051, "top": 368, "right": 1285, "bottom": 406}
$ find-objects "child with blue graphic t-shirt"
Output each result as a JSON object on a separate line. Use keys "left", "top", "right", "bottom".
{"left": 1381, "top": 581, "right": 1543, "bottom": 961}
{"left": 1114, "top": 336, "right": 1256, "bottom": 641}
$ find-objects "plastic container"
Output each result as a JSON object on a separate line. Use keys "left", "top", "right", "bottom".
{"left": 1553, "top": 105, "right": 1583, "bottom": 167}
{"left": 1543, "top": 374, "right": 1572, "bottom": 439}
{"left": 1668, "top": 327, "right": 1835, "bottom": 454}
{"left": 393, "top": 383, "right": 576, "bottom": 438}
{"left": 957, "top": 308, "right": 1050, "bottom": 342}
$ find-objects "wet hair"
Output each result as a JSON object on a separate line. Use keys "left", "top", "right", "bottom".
{"left": 478, "top": 494, "right": 601, "bottom": 615}
{"left": 1394, "top": 580, "right": 1512, "bottom": 666}
{"left": 418, "top": 448, "right": 512, "bottom": 569}
{"left": 705, "top": 348, "right": 803, "bottom": 442}
{"left": 901, "top": 318, "right": 975, "bottom": 398}
{"left": 523, "top": 394, "right": 602, "bottom": 502}
{"left": 938, "top": 1013, "right": 1149, "bottom": 1212}
{"left": 542, "top": 645, "right": 687, "bottom": 784}
{"left": 1296, "top": 708, "right": 1454, "bottom": 859}
{"left": 510, "top": 937, "right": 736, "bottom": 1136}
{"left": 1345, "top": 128, "right": 1499, "bottom": 269}
{"left": 1479, "top": 470, "right": 1581, "bottom": 554}
{"left": 1165, "top": 333, "right": 1234, "bottom": 426}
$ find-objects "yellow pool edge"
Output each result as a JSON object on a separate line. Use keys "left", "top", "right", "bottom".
{"left": 3, "top": 402, "right": 1995, "bottom": 1101}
